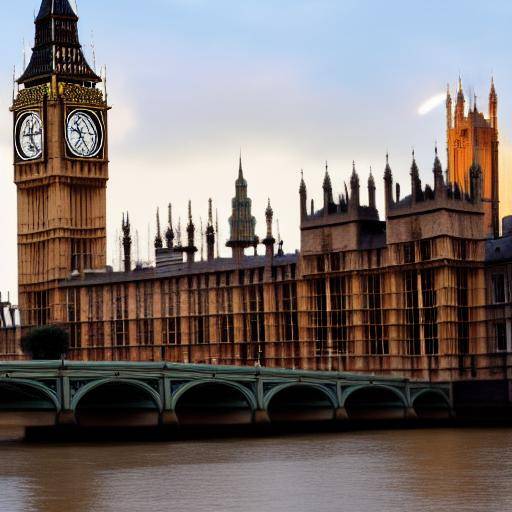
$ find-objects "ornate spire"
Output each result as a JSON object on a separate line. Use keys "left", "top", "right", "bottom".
{"left": 410, "top": 150, "right": 423, "bottom": 202}
{"left": 165, "top": 203, "right": 174, "bottom": 249}
{"left": 206, "top": 198, "right": 215, "bottom": 261}
{"left": 384, "top": 152, "right": 392, "bottom": 181}
{"left": 489, "top": 76, "right": 498, "bottom": 130}
{"left": 299, "top": 169, "right": 307, "bottom": 220}
{"left": 299, "top": 169, "right": 306, "bottom": 195}
{"left": 323, "top": 162, "right": 333, "bottom": 213}
{"left": 433, "top": 145, "right": 444, "bottom": 194}
{"left": 263, "top": 199, "right": 276, "bottom": 268}
{"left": 368, "top": 167, "right": 376, "bottom": 209}
{"left": 265, "top": 199, "right": 273, "bottom": 238}
{"left": 446, "top": 83, "right": 453, "bottom": 130}
{"left": 154, "top": 208, "right": 163, "bottom": 249}
{"left": 18, "top": 0, "right": 100, "bottom": 87}
{"left": 350, "top": 161, "right": 360, "bottom": 209}
{"left": 455, "top": 76, "right": 465, "bottom": 124}
{"left": 122, "top": 212, "right": 132, "bottom": 272}
{"left": 185, "top": 201, "right": 198, "bottom": 263}
{"left": 227, "top": 156, "right": 258, "bottom": 261}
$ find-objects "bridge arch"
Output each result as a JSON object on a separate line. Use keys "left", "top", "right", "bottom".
{"left": 0, "top": 379, "right": 59, "bottom": 410}
{"left": 73, "top": 378, "right": 163, "bottom": 428}
{"left": 0, "top": 378, "right": 59, "bottom": 428}
{"left": 173, "top": 379, "right": 256, "bottom": 426}
{"left": 343, "top": 384, "right": 408, "bottom": 421}
{"left": 412, "top": 389, "right": 451, "bottom": 419}
{"left": 265, "top": 383, "right": 337, "bottom": 423}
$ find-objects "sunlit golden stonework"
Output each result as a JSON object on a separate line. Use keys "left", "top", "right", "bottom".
{"left": 1, "top": 0, "right": 511, "bottom": 403}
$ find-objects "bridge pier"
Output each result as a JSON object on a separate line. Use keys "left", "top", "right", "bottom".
{"left": 57, "top": 410, "right": 77, "bottom": 426}
{"left": 335, "top": 407, "right": 349, "bottom": 421}
{"left": 405, "top": 407, "right": 418, "bottom": 420}
{"left": 160, "top": 410, "right": 179, "bottom": 428}
{"left": 253, "top": 409, "right": 271, "bottom": 424}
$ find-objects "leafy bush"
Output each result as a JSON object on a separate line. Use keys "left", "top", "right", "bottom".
{"left": 21, "top": 325, "right": 70, "bottom": 360}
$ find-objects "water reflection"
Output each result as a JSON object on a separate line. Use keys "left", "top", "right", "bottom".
{"left": 0, "top": 429, "right": 511, "bottom": 512}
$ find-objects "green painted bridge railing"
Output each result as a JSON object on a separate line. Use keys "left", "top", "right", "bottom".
{"left": 0, "top": 361, "right": 453, "bottom": 429}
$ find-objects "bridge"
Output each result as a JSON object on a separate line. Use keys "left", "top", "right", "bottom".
{"left": 0, "top": 362, "right": 453, "bottom": 432}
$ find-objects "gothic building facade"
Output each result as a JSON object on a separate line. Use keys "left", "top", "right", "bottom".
{"left": 3, "top": 0, "right": 512, "bottom": 386}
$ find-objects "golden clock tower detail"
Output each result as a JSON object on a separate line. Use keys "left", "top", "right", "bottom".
{"left": 13, "top": 0, "right": 109, "bottom": 327}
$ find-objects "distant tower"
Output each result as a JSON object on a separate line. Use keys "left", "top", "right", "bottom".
{"left": 13, "top": 0, "right": 107, "bottom": 326}
{"left": 447, "top": 78, "right": 499, "bottom": 238}
{"left": 122, "top": 213, "right": 132, "bottom": 273}
{"left": 226, "top": 155, "right": 259, "bottom": 262}
{"left": 206, "top": 199, "right": 215, "bottom": 262}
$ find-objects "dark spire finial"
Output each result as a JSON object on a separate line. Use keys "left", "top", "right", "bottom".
{"left": 165, "top": 203, "right": 174, "bottom": 249}
{"left": 154, "top": 208, "right": 163, "bottom": 249}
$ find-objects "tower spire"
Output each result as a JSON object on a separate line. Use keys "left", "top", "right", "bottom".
{"left": 154, "top": 208, "right": 163, "bottom": 249}
{"left": 227, "top": 156, "right": 258, "bottom": 262}
{"left": 18, "top": 0, "right": 100, "bottom": 87}
{"left": 165, "top": 203, "right": 174, "bottom": 249}
{"left": 206, "top": 198, "right": 215, "bottom": 262}
{"left": 122, "top": 212, "right": 132, "bottom": 272}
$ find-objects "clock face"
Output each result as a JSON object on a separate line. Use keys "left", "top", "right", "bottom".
{"left": 15, "top": 112, "right": 43, "bottom": 161}
{"left": 66, "top": 110, "right": 103, "bottom": 158}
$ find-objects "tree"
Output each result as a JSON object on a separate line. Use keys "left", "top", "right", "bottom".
{"left": 21, "top": 326, "right": 70, "bottom": 360}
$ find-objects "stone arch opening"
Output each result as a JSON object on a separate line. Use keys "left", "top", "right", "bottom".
{"left": 344, "top": 386, "right": 406, "bottom": 421}
{"left": 75, "top": 381, "right": 160, "bottom": 428}
{"left": 0, "top": 381, "right": 57, "bottom": 428}
{"left": 175, "top": 382, "right": 254, "bottom": 426}
{"left": 413, "top": 391, "right": 451, "bottom": 419}
{"left": 267, "top": 384, "right": 336, "bottom": 423}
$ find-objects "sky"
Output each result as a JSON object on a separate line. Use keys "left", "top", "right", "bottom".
{"left": 1, "top": 0, "right": 512, "bottom": 302}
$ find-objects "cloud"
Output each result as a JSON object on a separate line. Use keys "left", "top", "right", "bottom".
{"left": 418, "top": 93, "right": 445, "bottom": 116}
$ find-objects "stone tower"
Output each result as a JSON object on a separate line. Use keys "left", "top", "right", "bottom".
{"left": 226, "top": 156, "right": 259, "bottom": 261}
{"left": 13, "top": 0, "right": 108, "bottom": 326}
{"left": 447, "top": 79, "right": 499, "bottom": 238}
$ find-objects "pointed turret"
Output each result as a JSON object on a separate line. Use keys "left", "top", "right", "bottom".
{"left": 410, "top": 151, "right": 423, "bottom": 203}
{"left": 263, "top": 199, "right": 276, "bottom": 272}
{"left": 206, "top": 198, "right": 215, "bottom": 262}
{"left": 299, "top": 170, "right": 307, "bottom": 220}
{"left": 122, "top": 212, "right": 132, "bottom": 272}
{"left": 489, "top": 77, "right": 498, "bottom": 130}
{"left": 433, "top": 145, "right": 444, "bottom": 195}
{"left": 154, "top": 208, "right": 163, "bottom": 249}
{"left": 165, "top": 204, "right": 174, "bottom": 249}
{"left": 185, "top": 201, "right": 198, "bottom": 264}
{"left": 368, "top": 168, "right": 376, "bottom": 209}
{"left": 383, "top": 152, "right": 394, "bottom": 213}
{"left": 455, "top": 77, "right": 465, "bottom": 126}
{"left": 323, "top": 162, "right": 333, "bottom": 214}
{"left": 350, "top": 161, "right": 360, "bottom": 210}
{"left": 446, "top": 84, "right": 453, "bottom": 131}
{"left": 18, "top": 0, "right": 100, "bottom": 87}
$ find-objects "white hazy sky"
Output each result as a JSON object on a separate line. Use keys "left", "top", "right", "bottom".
{"left": 1, "top": 0, "right": 512, "bottom": 302}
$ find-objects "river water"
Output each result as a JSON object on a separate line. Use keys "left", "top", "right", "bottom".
{"left": 0, "top": 428, "right": 511, "bottom": 512}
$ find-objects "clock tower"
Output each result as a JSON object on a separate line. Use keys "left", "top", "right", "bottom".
{"left": 13, "top": 0, "right": 109, "bottom": 327}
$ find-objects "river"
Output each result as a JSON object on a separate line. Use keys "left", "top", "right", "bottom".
{"left": 0, "top": 428, "right": 511, "bottom": 512}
